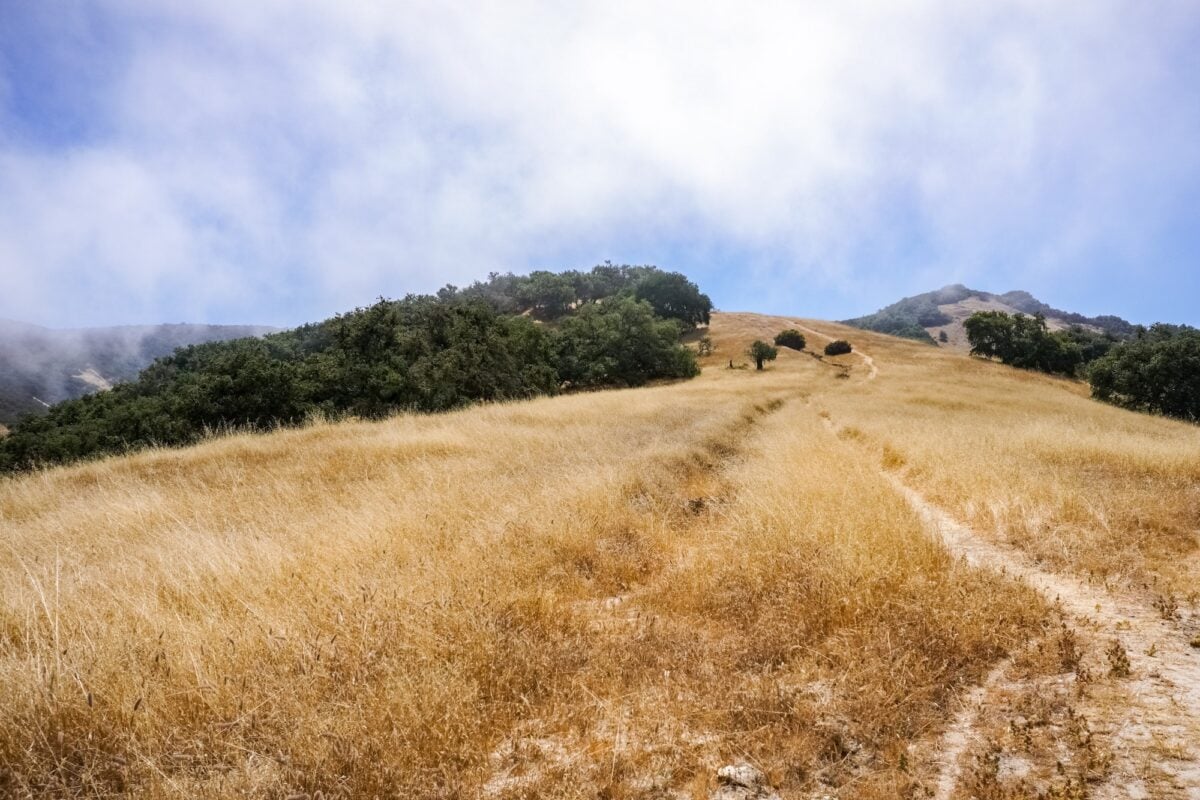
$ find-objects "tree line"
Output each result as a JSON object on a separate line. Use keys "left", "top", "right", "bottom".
{"left": 0, "top": 266, "right": 712, "bottom": 473}
{"left": 964, "top": 310, "right": 1200, "bottom": 421}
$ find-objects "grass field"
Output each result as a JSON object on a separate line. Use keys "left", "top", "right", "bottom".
{"left": 1, "top": 312, "right": 1197, "bottom": 798}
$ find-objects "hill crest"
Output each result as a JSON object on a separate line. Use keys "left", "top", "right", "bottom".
{"left": 843, "top": 284, "right": 1136, "bottom": 346}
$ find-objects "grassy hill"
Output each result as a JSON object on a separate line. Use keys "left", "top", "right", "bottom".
{"left": 0, "top": 320, "right": 278, "bottom": 425}
{"left": 843, "top": 284, "right": 1137, "bottom": 346}
{"left": 1, "top": 313, "right": 1198, "bottom": 798}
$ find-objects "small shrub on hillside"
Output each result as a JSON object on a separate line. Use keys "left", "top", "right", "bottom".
{"left": 938, "top": 330, "right": 949, "bottom": 343}
{"left": 773, "top": 329, "right": 806, "bottom": 351}
{"left": 824, "top": 340, "right": 852, "bottom": 356}
{"left": 697, "top": 335, "right": 715, "bottom": 356}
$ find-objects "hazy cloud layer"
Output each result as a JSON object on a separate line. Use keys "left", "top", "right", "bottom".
{"left": 2, "top": 1, "right": 1198, "bottom": 326}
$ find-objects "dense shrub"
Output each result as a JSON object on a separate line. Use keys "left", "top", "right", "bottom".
{"left": 1088, "top": 325, "right": 1200, "bottom": 421}
{"left": 773, "top": 330, "right": 806, "bottom": 351}
{"left": 824, "top": 340, "right": 853, "bottom": 356}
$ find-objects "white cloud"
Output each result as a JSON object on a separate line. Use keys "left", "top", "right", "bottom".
{"left": 1, "top": 0, "right": 1197, "bottom": 325}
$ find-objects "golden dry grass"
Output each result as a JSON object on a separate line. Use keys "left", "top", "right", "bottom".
{"left": 793, "top": 318, "right": 1200, "bottom": 603}
{"left": 0, "top": 311, "right": 1194, "bottom": 798}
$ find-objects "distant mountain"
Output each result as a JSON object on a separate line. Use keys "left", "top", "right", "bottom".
{"left": 842, "top": 285, "right": 1137, "bottom": 346}
{"left": 0, "top": 321, "right": 278, "bottom": 425}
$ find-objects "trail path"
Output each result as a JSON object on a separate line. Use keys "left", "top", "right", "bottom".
{"left": 813, "top": 401, "right": 1200, "bottom": 797}
{"left": 894, "top": 476, "right": 1200, "bottom": 798}
{"left": 793, "top": 323, "right": 878, "bottom": 380}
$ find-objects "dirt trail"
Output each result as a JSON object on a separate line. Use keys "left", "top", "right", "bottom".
{"left": 891, "top": 476, "right": 1200, "bottom": 798}
{"left": 793, "top": 323, "right": 878, "bottom": 380}
{"left": 812, "top": 404, "right": 1200, "bottom": 797}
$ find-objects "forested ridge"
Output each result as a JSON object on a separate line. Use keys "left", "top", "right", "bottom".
{"left": 0, "top": 265, "right": 711, "bottom": 472}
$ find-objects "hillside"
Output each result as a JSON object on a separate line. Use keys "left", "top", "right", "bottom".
{"left": 2, "top": 312, "right": 1197, "bottom": 798}
{"left": 843, "top": 284, "right": 1137, "bottom": 346}
{"left": 0, "top": 266, "right": 711, "bottom": 471}
{"left": 0, "top": 320, "right": 278, "bottom": 425}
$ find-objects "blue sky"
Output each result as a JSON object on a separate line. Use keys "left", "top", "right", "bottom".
{"left": 1, "top": 2, "right": 1199, "bottom": 329}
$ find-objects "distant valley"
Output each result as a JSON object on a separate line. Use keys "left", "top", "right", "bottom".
{"left": 0, "top": 320, "right": 277, "bottom": 425}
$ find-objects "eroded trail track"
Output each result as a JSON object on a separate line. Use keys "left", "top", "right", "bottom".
{"left": 816, "top": 398, "right": 1200, "bottom": 798}
{"left": 894, "top": 477, "right": 1200, "bottom": 798}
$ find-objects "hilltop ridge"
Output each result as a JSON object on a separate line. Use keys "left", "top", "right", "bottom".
{"left": 843, "top": 284, "right": 1136, "bottom": 346}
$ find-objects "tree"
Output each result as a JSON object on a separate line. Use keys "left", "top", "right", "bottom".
{"left": 824, "top": 340, "right": 852, "bottom": 356}
{"left": 554, "top": 298, "right": 699, "bottom": 388}
{"left": 516, "top": 271, "right": 577, "bottom": 319}
{"left": 774, "top": 330, "right": 806, "bottom": 351}
{"left": 963, "top": 311, "right": 1085, "bottom": 376}
{"left": 748, "top": 340, "right": 778, "bottom": 370}
{"left": 1088, "top": 324, "right": 1200, "bottom": 421}
{"left": 632, "top": 271, "right": 713, "bottom": 327}
{"left": 938, "top": 330, "right": 949, "bottom": 343}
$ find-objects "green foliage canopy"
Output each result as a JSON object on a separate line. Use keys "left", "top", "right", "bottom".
{"left": 748, "top": 340, "right": 778, "bottom": 370}
{"left": 1088, "top": 325, "right": 1200, "bottom": 421}
{"left": 773, "top": 330, "right": 806, "bottom": 351}
{"left": 631, "top": 271, "right": 713, "bottom": 326}
{"left": 962, "top": 311, "right": 1114, "bottom": 377}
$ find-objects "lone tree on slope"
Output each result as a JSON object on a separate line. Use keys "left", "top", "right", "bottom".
{"left": 748, "top": 340, "right": 778, "bottom": 370}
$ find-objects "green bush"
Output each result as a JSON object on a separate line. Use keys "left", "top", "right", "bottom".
{"left": 824, "top": 340, "right": 852, "bottom": 356}
{"left": 773, "top": 330, "right": 806, "bottom": 351}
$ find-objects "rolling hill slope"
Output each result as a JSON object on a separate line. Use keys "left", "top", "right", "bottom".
{"left": 1, "top": 312, "right": 1197, "bottom": 798}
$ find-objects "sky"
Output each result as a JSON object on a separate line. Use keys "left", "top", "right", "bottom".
{"left": 1, "top": 1, "right": 1199, "bottom": 329}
